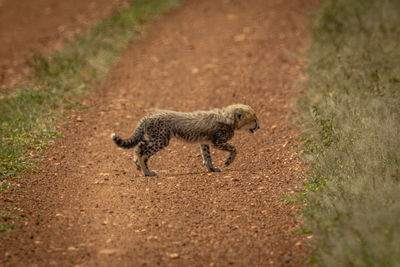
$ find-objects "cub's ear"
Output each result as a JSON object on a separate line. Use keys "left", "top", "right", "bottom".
{"left": 234, "top": 108, "right": 243, "bottom": 120}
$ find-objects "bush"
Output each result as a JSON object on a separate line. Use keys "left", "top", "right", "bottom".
{"left": 298, "top": 0, "right": 400, "bottom": 265}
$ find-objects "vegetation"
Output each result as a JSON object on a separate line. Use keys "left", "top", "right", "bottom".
{"left": 0, "top": 207, "right": 24, "bottom": 232}
{"left": 298, "top": 0, "right": 400, "bottom": 265}
{"left": 0, "top": 0, "right": 180, "bottom": 230}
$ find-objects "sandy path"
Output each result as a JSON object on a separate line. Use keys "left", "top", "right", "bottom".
{"left": 1, "top": 0, "right": 312, "bottom": 265}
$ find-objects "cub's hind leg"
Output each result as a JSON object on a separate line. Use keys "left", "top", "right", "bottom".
{"left": 200, "top": 144, "right": 221, "bottom": 172}
{"left": 137, "top": 136, "right": 170, "bottom": 176}
{"left": 136, "top": 141, "right": 157, "bottom": 176}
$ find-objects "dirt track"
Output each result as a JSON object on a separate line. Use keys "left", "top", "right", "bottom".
{"left": 0, "top": 0, "right": 125, "bottom": 89}
{"left": 1, "top": 0, "right": 313, "bottom": 265}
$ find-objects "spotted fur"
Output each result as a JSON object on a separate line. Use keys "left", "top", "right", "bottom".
{"left": 111, "top": 104, "right": 259, "bottom": 176}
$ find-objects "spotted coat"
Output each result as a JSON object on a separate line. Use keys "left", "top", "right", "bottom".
{"left": 111, "top": 104, "right": 259, "bottom": 176}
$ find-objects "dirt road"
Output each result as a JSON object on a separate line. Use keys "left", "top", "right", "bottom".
{"left": 1, "top": 0, "right": 313, "bottom": 265}
{"left": 0, "top": 0, "right": 125, "bottom": 89}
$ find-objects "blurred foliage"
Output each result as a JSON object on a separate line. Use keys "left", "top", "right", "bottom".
{"left": 297, "top": 0, "right": 400, "bottom": 265}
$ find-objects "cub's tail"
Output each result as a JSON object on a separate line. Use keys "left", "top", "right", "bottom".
{"left": 111, "top": 123, "right": 145, "bottom": 149}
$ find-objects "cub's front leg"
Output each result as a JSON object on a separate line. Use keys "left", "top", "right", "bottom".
{"left": 212, "top": 142, "right": 237, "bottom": 166}
{"left": 200, "top": 144, "right": 221, "bottom": 172}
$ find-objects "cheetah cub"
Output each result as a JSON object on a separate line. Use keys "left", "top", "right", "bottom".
{"left": 111, "top": 104, "right": 259, "bottom": 176}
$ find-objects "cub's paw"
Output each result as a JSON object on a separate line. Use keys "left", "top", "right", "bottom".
{"left": 210, "top": 167, "right": 222, "bottom": 172}
{"left": 144, "top": 170, "right": 157, "bottom": 177}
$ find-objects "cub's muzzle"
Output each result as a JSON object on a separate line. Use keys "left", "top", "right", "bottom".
{"left": 249, "top": 120, "right": 259, "bottom": 133}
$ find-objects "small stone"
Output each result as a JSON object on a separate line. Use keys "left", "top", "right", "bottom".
{"left": 98, "top": 248, "right": 119, "bottom": 255}
{"left": 150, "top": 56, "right": 159, "bottom": 63}
{"left": 146, "top": 235, "right": 159, "bottom": 241}
{"left": 243, "top": 26, "right": 251, "bottom": 33}
{"left": 166, "top": 253, "right": 179, "bottom": 259}
{"left": 233, "top": 34, "right": 245, "bottom": 42}
{"left": 203, "top": 63, "right": 216, "bottom": 70}
{"left": 261, "top": 209, "right": 268, "bottom": 215}
{"left": 227, "top": 14, "right": 237, "bottom": 20}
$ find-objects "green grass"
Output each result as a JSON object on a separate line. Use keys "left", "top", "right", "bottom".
{"left": 0, "top": 223, "right": 19, "bottom": 233}
{"left": 0, "top": 208, "right": 25, "bottom": 232}
{"left": 0, "top": 0, "right": 180, "bottom": 231}
{"left": 298, "top": 0, "right": 400, "bottom": 265}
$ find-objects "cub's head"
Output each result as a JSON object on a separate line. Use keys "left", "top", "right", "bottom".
{"left": 228, "top": 104, "right": 259, "bottom": 133}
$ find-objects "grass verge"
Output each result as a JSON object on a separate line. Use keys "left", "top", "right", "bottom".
{"left": 297, "top": 0, "right": 400, "bottom": 265}
{"left": 0, "top": 0, "right": 180, "bottom": 230}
